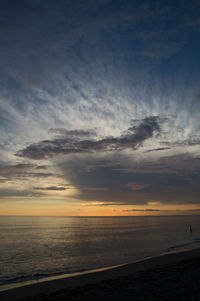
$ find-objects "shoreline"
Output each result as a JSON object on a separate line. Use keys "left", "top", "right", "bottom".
{"left": 1, "top": 247, "right": 200, "bottom": 301}
{"left": 0, "top": 244, "right": 197, "bottom": 293}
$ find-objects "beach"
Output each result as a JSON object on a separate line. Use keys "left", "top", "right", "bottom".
{"left": 1, "top": 248, "right": 200, "bottom": 301}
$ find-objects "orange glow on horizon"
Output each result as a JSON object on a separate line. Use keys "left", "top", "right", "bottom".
{"left": 0, "top": 200, "right": 200, "bottom": 216}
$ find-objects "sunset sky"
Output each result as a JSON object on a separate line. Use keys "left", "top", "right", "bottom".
{"left": 0, "top": 0, "right": 200, "bottom": 216}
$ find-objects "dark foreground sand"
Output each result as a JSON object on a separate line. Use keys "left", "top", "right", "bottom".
{"left": 1, "top": 248, "right": 200, "bottom": 301}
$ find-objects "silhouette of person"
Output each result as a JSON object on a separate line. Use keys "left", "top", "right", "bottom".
{"left": 190, "top": 225, "right": 192, "bottom": 233}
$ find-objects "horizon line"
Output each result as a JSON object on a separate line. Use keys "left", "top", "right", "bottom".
{"left": 1, "top": 214, "right": 200, "bottom": 217}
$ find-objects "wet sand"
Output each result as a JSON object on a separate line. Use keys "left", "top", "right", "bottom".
{"left": 1, "top": 248, "right": 200, "bottom": 301}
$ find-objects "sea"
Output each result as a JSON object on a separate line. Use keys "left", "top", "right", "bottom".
{"left": 1, "top": 215, "right": 200, "bottom": 290}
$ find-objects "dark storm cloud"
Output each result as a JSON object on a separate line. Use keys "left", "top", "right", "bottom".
{"left": 123, "top": 154, "right": 200, "bottom": 176}
{"left": 34, "top": 186, "right": 68, "bottom": 191}
{"left": 16, "top": 116, "right": 161, "bottom": 159}
{"left": 57, "top": 153, "right": 200, "bottom": 206}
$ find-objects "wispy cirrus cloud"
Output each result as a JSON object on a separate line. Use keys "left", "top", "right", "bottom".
{"left": 0, "top": 0, "right": 200, "bottom": 213}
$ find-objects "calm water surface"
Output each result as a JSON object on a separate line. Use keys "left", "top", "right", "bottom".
{"left": 0, "top": 215, "right": 200, "bottom": 287}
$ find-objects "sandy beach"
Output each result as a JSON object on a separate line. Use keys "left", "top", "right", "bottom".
{"left": 1, "top": 248, "right": 200, "bottom": 301}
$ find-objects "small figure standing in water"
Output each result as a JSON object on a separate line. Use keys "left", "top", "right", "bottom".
{"left": 190, "top": 225, "right": 192, "bottom": 234}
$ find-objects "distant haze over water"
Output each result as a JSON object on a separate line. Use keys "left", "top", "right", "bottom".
{"left": 1, "top": 216, "right": 200, "bottom": 287}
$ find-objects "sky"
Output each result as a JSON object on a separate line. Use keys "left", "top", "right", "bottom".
{"left": 0, "top": 0, "right": 200, "bottom": 216}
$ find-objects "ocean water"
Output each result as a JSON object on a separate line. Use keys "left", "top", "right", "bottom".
{"left": 0, "top": 215, "right": 200, "bottom": 288}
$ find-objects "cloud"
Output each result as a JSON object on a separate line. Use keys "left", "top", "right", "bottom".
{"left": 0, "top": 163, "right": 58, "bottom": 181}
{"left": 127, "top": 182, "right": 149, "bottom": 191}
{"left": 124, "top": 208, "right": 200, "bottom": 213}
{"left": 0, "top": 188, "right": 43, "bottom": 198}
{"left": 16, "top": 116, "right": 161, "bottom": 159}
{"left": 35, "top": 165, "right": 48, "bottom": 170}
{"left": 122, "top": 154, "right": 200, "bottom": 176}
{"left": 0, "top": 1, "right": 200, "bottom": 210}
{"left": 56, "top": 152, "right": 200, "bottom": 206}
{"left": 81, "top": 186, "right": 107, "bottom": 191}
{"left": 124, "top": 209, "right": 161, "bottom": 212}
{"left": 123, "top": 208, "right": 200, "bottom": 213}
{"left": 48, "top": 128, "right": 97, "bottom": 138}
{"left": 146, "top": 147, "right": 171, "bottom": 152}
{"left": 162, "top": 138, "right": 200, "bottom": 148}
{"left": 34, "top": 186, "right": 68, "bottom": 191}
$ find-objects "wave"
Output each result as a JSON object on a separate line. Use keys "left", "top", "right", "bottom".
{"left": 165, "top": 235, "right": 200, "bottom": 252}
